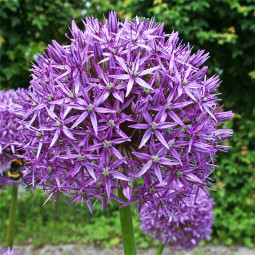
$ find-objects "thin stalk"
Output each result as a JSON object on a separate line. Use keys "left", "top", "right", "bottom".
{"left": 54, "top": 193, "right": 60, "bottom": 221}
{"left": 118, "top": 188, "right": 137, "bottom": 255}
{"left": 156, "top": 242, "right": 165, "bottom": 255}
{"left": 6, "top": 185, "right": 18, "bottom": 248}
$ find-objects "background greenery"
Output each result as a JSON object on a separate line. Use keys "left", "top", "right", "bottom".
{"left": 0, "top": 0, "right": 254, "bottom": 248}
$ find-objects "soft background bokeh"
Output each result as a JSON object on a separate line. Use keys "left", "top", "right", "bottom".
{"left": 0, "top": 0, "right": 254, "bottom": 249}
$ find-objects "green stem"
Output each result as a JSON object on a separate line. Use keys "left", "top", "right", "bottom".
{"left": 118, "top": 188, "right": 137, "bottom": 255}
{"left": 54, "top": 194, "right": 60, "bottom": 221}
{"left": 156, "top": 242, "right": 165, "bottom": 255}
{"left": 6, "top": 185, "right": 18, "bottom": 249}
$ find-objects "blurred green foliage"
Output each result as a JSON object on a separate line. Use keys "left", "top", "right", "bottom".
{"left": 0, "top": 0, "right": 84, "bottom": 89}
{"left": 0, "top": 0, "right": 254, "bottom": 248}
{"left": 211, "top": 111, "right": 255, "bottom": 248}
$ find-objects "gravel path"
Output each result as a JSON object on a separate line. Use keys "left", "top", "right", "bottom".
{"left": 14, "top": 244, "right": 255, "bottom": 255}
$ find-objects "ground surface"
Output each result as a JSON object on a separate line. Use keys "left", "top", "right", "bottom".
{"left": 14, "top": 244, "right": 255, "bottom": 255}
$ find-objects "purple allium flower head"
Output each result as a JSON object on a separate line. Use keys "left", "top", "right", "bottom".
{"left": 0, "top": 90, "right": 23, "bottom": 186}
{"left": 0, "top": 247, "right": 23, "bottom": 255}
{"left": 14, "top": 12, "right": 233, "bottom": 211}
{"left": 139, "top": 189, "right": 214, "bottom": 249}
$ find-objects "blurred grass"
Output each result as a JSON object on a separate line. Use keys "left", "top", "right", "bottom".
{"left": 0, "top": 187, "right": 158, "bottom": 248}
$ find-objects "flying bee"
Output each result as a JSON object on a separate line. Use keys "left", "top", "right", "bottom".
{"left": 8, "top": 158, "right": 24, "bottom": 182}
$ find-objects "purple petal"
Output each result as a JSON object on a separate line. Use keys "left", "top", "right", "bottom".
{"left": 135, "top": 77, "right": 153, "bottom": 90}
{"left": 105, "top": 176, "right": 112, "bottom": 198}
{"left": 112, "top": 91, "right": 124, "bottom": 103}
{"left": 142, "top": 111, "right": 152, "bottom": 124}
{"left": 50, "top": 130, "right": 59, "bottom": 148}
{"left": 129, "top": 124, "right": 149, "bottom": 129}
{"left": 63, "top": 106, "right": 73, "bottom": 119}
{"left": 115, "top": 56, "right": 129, "bottom": 73}
{"left": 139, "top": 66, "right": 160, "bottom": 76}
{"left": 154, "top": 164, "right": 163, "bottom": 183}
{"left": 45, "top": 107, "right": 57, "bottom": 120}
{"left": 122, "top": 185, "right": 132, "bottom": 200}
{"left": 95, "top": 107, "right": 115, "bottom": 113}
{"left": 137, "top": 160, "right": 152, "bottom": 177}
{"left": 139, "top": 129, "right": 152, "bottom": 148}
{"left": 71, "top": 111, "right": 89, "bottom": 129}
{"left": 110, "top": 146, "right": 125, "bottom": 160}
{"left": 110, "top": 74, "right": 130, "bottom": 80}
{"left": 86, "top": 165, "right": 97, "bottom": 181}
{"left": 154, "top": 130, "right": 169, "bottom": 149}
{"left": 111, "top": 171, "right": 131, "bottom": 181}
{"left": 158, "top": 122, "right": 176, "bottom": 129}
{"left": 62, "top": 125, "right": 75, "bottom": 140}
{"left": 126, "top": 78, "right": 135, "bottom": 97}
{"left": 171, "top": 148, "right": 183, "bottom": 165}
{"left": 132, "top": 152, "right": 151, "bottom": 160}
{"left": 184, "top": 173, "right": 203, "bottom": 184}
{"left": 90, "top": 112, "right": 98, "bottom": 135}
{"left": 36, "top": 142, "right": 43, "bottom": 159}
{"left": 168, "top": 111, "right": 185, "bottom": 126}
{"left": 159, "top": 158, "right": 176, "bottom": 166}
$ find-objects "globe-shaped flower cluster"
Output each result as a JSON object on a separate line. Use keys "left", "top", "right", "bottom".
{"left": 14, "top": 12, "right": 233, "bottom": 211}
{"left": 0, "top": 90, "right": 22, "bottom": 186}
{"left": 139, "top": 189, "right": 214, "bottom": 249}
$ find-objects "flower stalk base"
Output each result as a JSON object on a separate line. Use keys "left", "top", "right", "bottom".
{"left": 118, "top": 188, "right": 137, "bottom": 255}
{"left": 156, "top": 243, "right": 165, "bottom": 255}
{"left": 6, "top": 185, "right": 18, "bottom": 248}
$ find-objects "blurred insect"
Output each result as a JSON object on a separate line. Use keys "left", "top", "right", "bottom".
{"left": 8, "top": 158, "right": 24, "bottom": 181}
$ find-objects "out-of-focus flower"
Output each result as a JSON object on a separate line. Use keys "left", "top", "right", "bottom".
{"left": 139, "top": 188, "right": 214, "bottom": 249}
{"left": 0, "top": 90, "right": 23, "bottom": 186}
{"left": 0, "top": 247, "right": 23, "bottom": 255}
{"left": 14, "top": 12, "right": 233, "bottom": 212}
